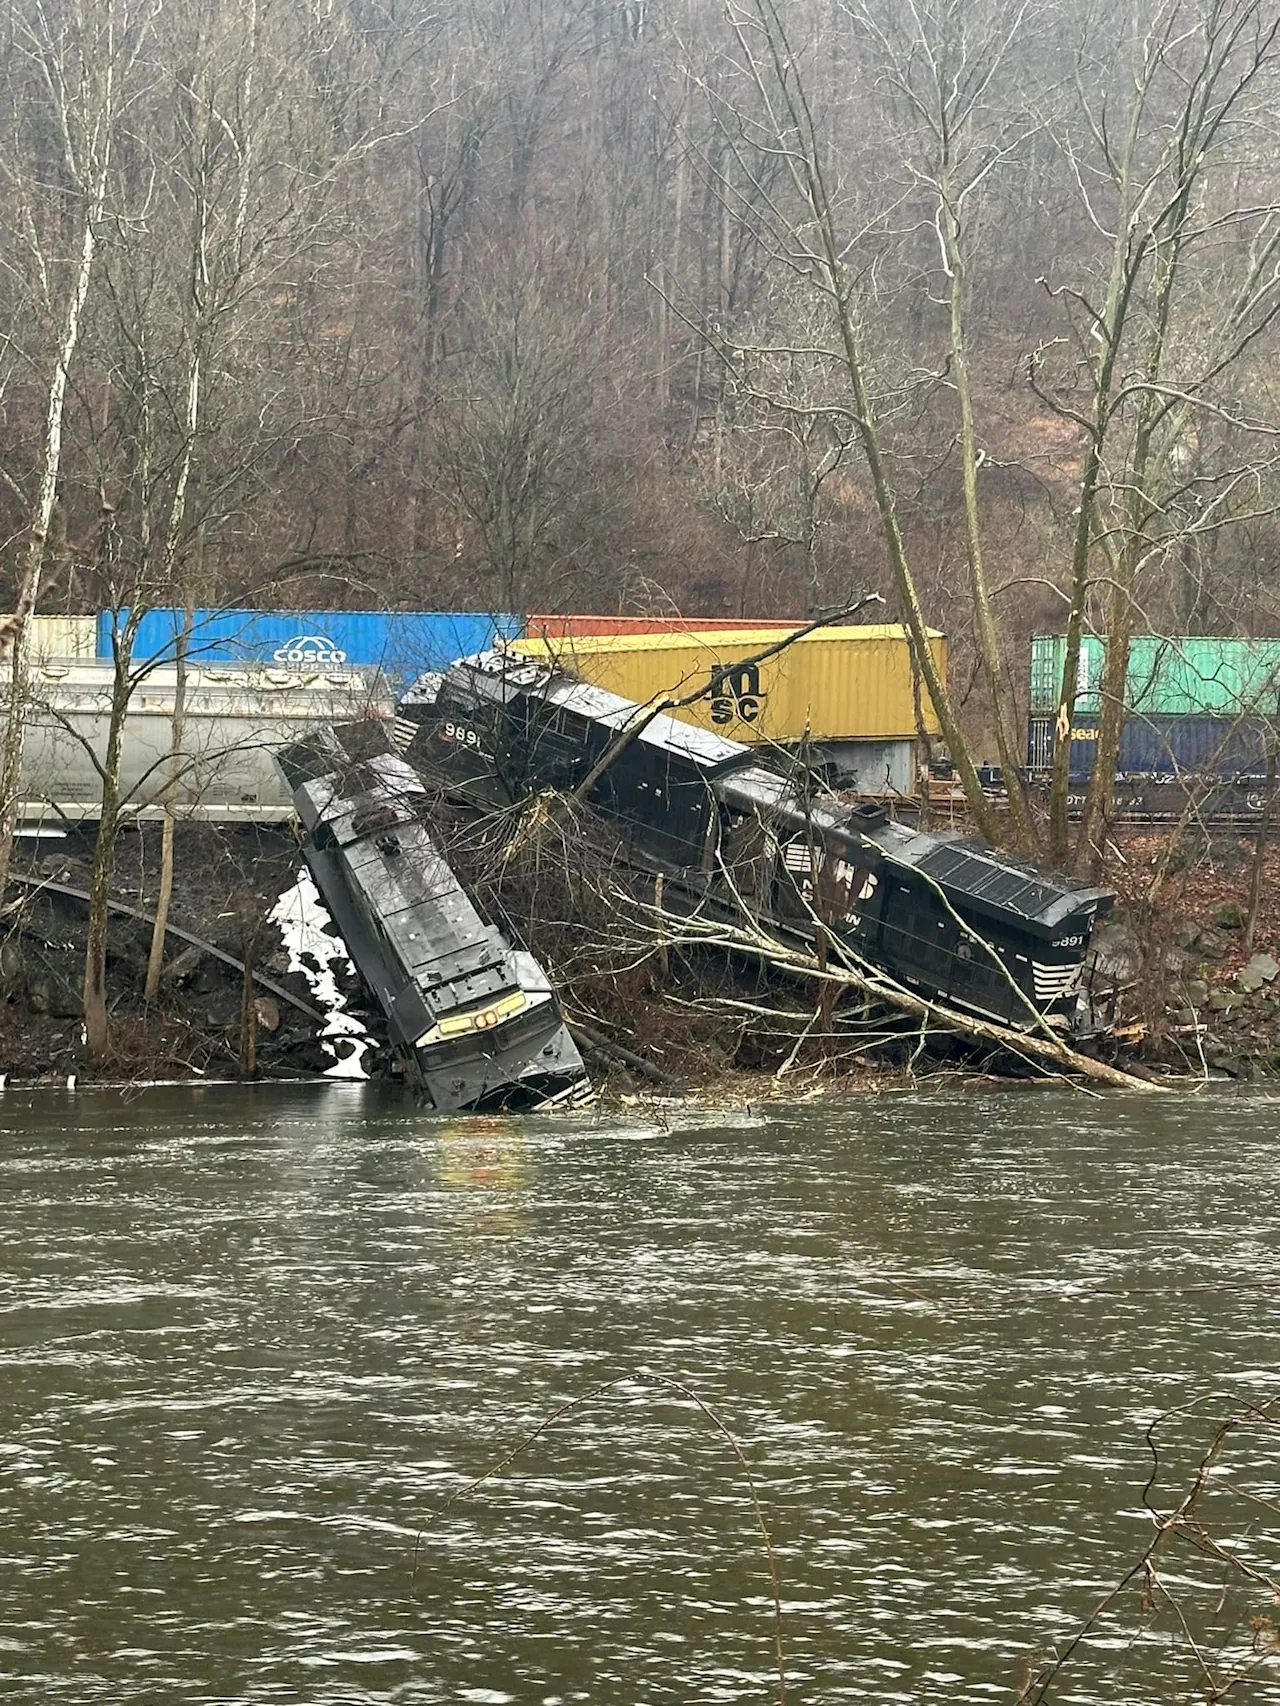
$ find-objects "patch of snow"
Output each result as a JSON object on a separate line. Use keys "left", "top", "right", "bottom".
{"left": 268, "top": 870, "right": 375, "bottom": 1080}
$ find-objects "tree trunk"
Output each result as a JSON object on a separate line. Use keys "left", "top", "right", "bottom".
{"left": 1075, "top": 585, "right": 1134, "bottom": 879}
{"left": 928, "top": 144, "right": 1038, "bottom": 849}
{"left": 144, "top": 603, "right": 194, "bottom": 999}
{"left": 239, "top": 941, "right": 258, "bottom": 1076}
{"left": 83, "top": 646, "right": 132, "bottom": 1061}
{"left": 0, "top": 177, "right": 107, "bottom": 893}
{"left": 83, "top": 785, "right": 122, "bottom": 1061}
{"left": 828, "top": 289, "right": 997, "bottom": 840}
{"left": 1045, "top": 396, "right": 1116, "bottom": 867}
{"left": 1244, "top": 746, "right": 1277, "bottom": 953}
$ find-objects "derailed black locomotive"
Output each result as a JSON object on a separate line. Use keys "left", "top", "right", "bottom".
{"left": 400, "top": 652, "right": 1116, "bottom": 1040}
{"left": 276, "top": 731, "right": 593, "bottom": 1111}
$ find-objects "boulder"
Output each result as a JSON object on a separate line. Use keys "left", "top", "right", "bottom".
{"left": 1194, "top": 928, "right": 1229, "bottom": 960}
{"left": 1208, "top": 989, "right": 1248, "bottom": 1014}
{"left": 1091, "top": 921, "right": 1142, "bottom": 983}
{"left": 0, "top": 940, "right": 22, "bottom": 993}
{"left": 1168, "top": 1008, "right": 1204, "bottom": 1028}
{"left": 1207, "top": 1052, "right": 1246, "bottom": 1077}
{"left": 1162, "top": 945, "right": 1190, "bottom": 977}
{"left": 1213, "top": 901, "right": 1246, "bottom": 931}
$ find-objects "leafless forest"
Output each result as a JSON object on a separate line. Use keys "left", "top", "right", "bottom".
{"left": 2, "top": 0, "right": 1280, "bottom": 823}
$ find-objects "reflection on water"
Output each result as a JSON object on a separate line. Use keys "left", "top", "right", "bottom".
{"left": 0, "top": 1083, "right": 1278, "bottom": 1704}
{"left": 436, "top": 1118, "right": 529, "bottom": 1234}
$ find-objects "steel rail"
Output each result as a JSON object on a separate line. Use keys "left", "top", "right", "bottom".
{"left": 6, "top": 872, "right": 325, "bottom": 1023}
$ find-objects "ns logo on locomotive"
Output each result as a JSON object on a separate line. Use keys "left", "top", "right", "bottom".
{"left": 399, "top": 651, "right": 1117, "bottom": 1042}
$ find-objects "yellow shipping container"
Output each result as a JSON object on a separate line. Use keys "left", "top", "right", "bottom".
{"left": 28, "top": 615, "right": 97, "bottom": 662}
{"left": 510, "top": 624, "right": 945, "bottom": 744}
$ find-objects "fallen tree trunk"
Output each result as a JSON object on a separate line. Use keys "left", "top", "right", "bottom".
{"left": 568, "top": 1017, "right": 688, "bottom": 1091}
{"left": 620, "top": 891, "right": 1163, "bottom": 1095}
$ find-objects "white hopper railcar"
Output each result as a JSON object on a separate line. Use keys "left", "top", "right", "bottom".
{"left": 13, "top": 661, "right": 394, "bottom": 825}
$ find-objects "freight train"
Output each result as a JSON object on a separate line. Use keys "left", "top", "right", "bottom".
{"left": 16, "top": 660, "right": 394, "bottom": 824}
{"left": 511, "top": 623, "right": 946, "bottom": 795}
{"left": 276, "top": 729, "right": 593, "bottom": 1112}
{"left": 1027, "top": 632, "right": 1280, "bottom": 819}
{"left": 399, "top": 652, "right": 1116, "bottom": 1040}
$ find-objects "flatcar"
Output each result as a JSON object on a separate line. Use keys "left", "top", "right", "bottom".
{"left": 276, "top": 730, "right": 593, "bottom": 1112}
{"left": 399, "top": 653, "right": 1116, "bottom": 1040}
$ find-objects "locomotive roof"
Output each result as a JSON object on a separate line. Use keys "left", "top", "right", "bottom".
{"left": 716, "top": 764, "right": 1112, "bottom": 933}
{"left": 445, "top": 650, "right": 757, "bottom": 776}
{"left": 547, "top": 677, "right": 754, "bottom": 772}
{"left": 873, "top": 824, "right": 1113, "bottom": 932}
{"left": 290, "top": 754, "right": 518, "bottom": 1019}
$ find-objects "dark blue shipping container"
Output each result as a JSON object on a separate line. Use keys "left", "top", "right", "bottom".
{"left": 99, "top": 609, "right": 520, "bottom": 682}
{"left": 1028, "top": 713, "right": 1274, "bottom": 781}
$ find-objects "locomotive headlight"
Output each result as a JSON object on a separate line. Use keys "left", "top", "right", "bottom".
{"left": 417, "top": 990, "right": 531, "bottom": 1048}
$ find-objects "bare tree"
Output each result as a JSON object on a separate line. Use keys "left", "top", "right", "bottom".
{"left": 72, "top": 0, "right": 423, "bottom": 1057}
{"left": 679, "top": 0, "right": 1004, "bottom": 839}
{"left": 1034, "top": 0, "right": 1280, "bottom": 867}
{"left": 431, "top": 254, "right": 632, "bottom": 612}
{"left": 0, "top": 0, "right": 150, "bottom": 895}
{"left": 836, "top": 0, "right": 1043, "bottom": 847}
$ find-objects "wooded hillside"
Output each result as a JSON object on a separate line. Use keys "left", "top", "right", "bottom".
{"left": 2, "top": 0, "right": 1279, "bottom": 768}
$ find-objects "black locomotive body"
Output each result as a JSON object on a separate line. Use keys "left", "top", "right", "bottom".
{"left": 277, "top": 733, "right": 592, "bottom": 1111}
{"left": 399, "top": 653, "right": 1115, "bottom": 1039}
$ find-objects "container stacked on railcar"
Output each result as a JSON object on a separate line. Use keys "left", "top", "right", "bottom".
{"left": 401, "top": 652, "right": 1114, "bottom": 1040}
{"left": 26, "top": 615, "right": 98, "bottom": 663}
{"left": 104, "top": 608, "right": 521, "bottom": 684}
{"left": 525, "top": 615, "right": 801, "bottom": 638}
{"left": 1028, "top": 633, "right": 1280, "bottom": 807}
{"left": 510, "top": 624, "right": 945, "bottom": 797}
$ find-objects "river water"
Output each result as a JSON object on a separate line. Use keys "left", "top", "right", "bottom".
{"left": 1, "top": 1085, "right": 1278, "bottom": 1705}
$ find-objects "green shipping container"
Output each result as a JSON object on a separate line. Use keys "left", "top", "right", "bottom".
{"left": 1029, "top": 633, "right": 1280, "bottom": 718}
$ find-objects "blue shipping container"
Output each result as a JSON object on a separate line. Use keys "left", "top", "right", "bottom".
{"left": 1028, "top": 713, "right": 1273, "bottom": 781}
{"left": 100, "top": 609, "right": 520, "bottom": 683}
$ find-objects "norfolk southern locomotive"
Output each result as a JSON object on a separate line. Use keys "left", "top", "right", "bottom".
{"left": 399, "top": 652, "right": 1116, "bottom": 1039}
{"left": 276, "top": 731, "right": 592, "bottom": 1111}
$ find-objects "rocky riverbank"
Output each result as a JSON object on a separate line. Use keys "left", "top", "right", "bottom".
{"left": 1090, "top": 829, "right": 1280, "bottom": 1082}
{"left": 1, "top": 824, "right": 343, "bottom": 1083}
{"left": 5, "top": 818, "right": 1280, "bottom": 1093}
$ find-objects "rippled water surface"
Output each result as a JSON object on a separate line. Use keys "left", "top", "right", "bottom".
{"left": 2, "top": 1084, "right": 1279, "bottom": 1705}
